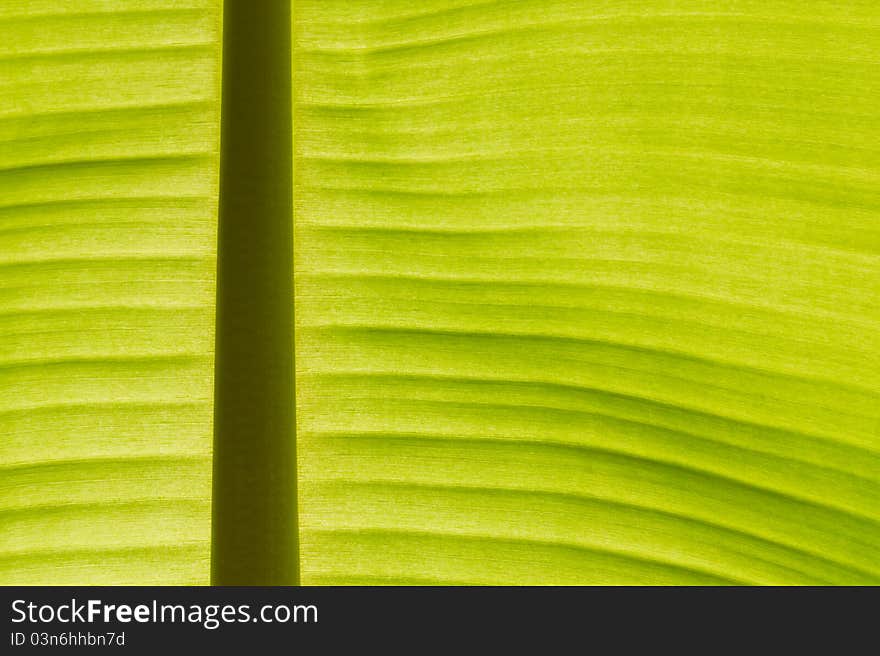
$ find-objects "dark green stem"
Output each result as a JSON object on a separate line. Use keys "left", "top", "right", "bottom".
{"left": 211, "top": 0, "right": 297, "bottom": 585}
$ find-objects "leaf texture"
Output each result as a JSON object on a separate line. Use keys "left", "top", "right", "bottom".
{"left": 0, "top": 0, "right": 221, "bottom": 584}
{"left": 2, "top": 0, "right": 879, "bottom": 587}
{"left": 293, "top": 0, "right": 880, "bottom": 584}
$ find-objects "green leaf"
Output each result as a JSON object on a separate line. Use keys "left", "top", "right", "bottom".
{"left": 292, "top": 0, "right": 880, "bottom": 584}
{"left": 3, "top": 0, "right": 880, "bottom": 586}
{"left": 0, "top": 1, "right": 221, "bottom": 584}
